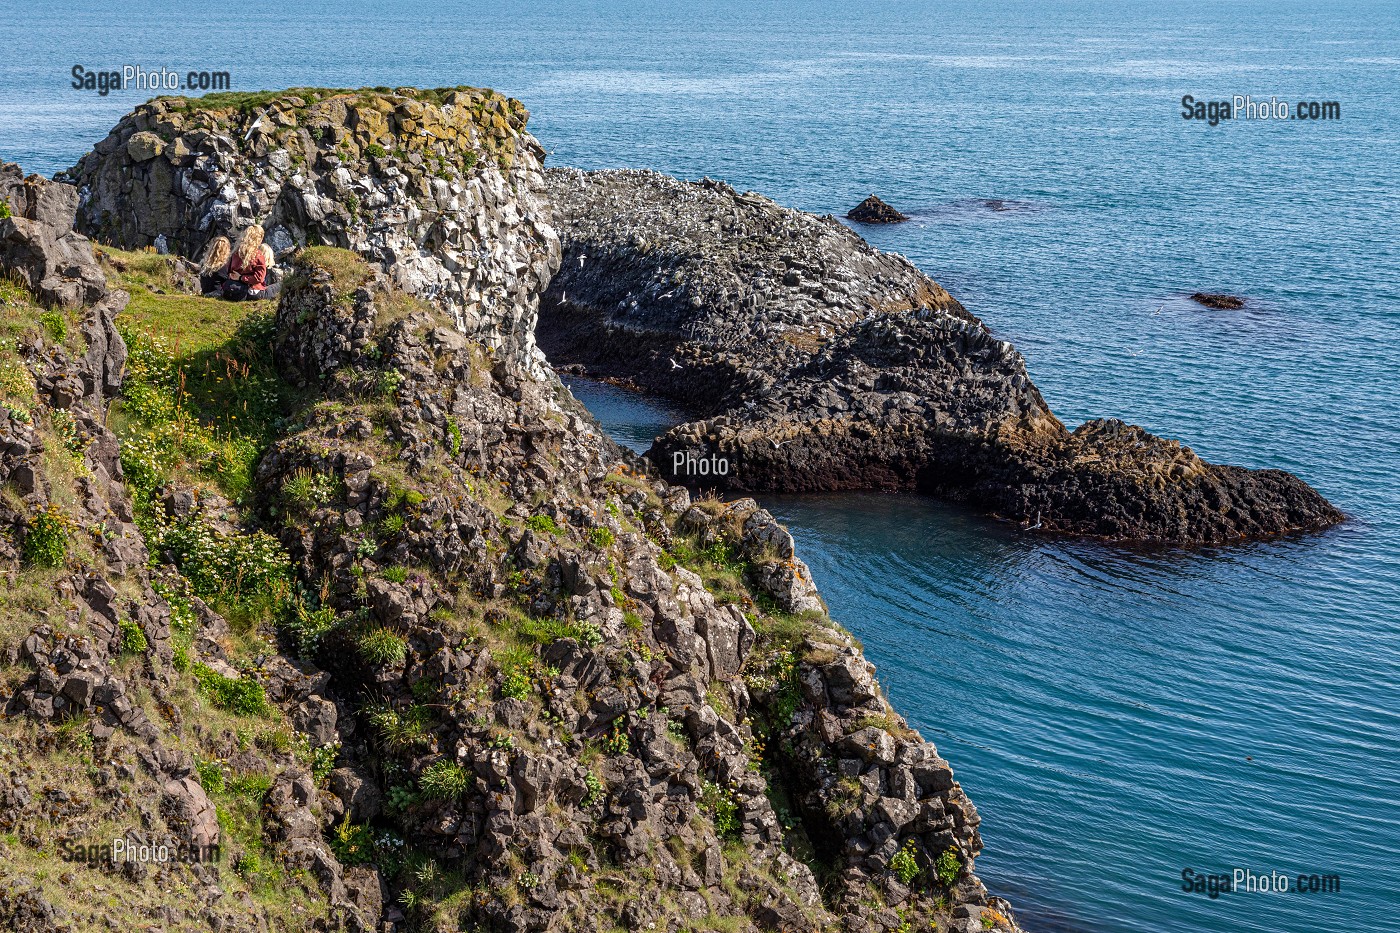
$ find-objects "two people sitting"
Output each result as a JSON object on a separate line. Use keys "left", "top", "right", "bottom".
{"left": 198, "top": 224, "right": 281, "bottom": 301}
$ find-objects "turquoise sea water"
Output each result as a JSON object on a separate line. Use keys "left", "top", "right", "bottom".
{"left": 4, "top": 2, "right": 1399, "bottom": 930}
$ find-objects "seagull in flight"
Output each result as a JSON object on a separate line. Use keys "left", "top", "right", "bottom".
{"left": 669, "top": 358, "right": 682, "bottom": 369}
{"left": 769, "top": 438, "right": 786, "bottom": 449}
{"left": 1025, "top": 510, "right": 1042, "bottom": 530}
{"left": 1153, "top": 304, "right": 1163, "bottom": 315}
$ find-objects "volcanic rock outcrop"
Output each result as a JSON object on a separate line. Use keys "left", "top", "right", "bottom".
{"left": 2, "top": 89, "right": 1025, "bottom": 933}
{"left": 60, "top": 86, "right": 561, "bottom": 375}
{"left": 540, "top": 168, "right": 1343, "bottom": 544}
{"left": 846, "top": 194, "right": 907, "bottom": 224}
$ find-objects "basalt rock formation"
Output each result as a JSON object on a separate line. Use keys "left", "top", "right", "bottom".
{"left": 2, "top": 166, "right": 381, "bottom": 932}
{"left": 846, "top": 195, "right": 907, "bottom": 224}
{"left": 540, "top": 168, "right": 1343, "bottom": 544}
{"left": 0, "top": 89, "right": 1025, "bottom": 933}
{"left": 60, "top": 86, "right": 561, "bottom": 375}
{"left": 1190, "top": 292, "right": 1245, "bottom": 310}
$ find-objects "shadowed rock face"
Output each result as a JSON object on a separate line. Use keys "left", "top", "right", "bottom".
{"left": 0, "top": 162, "right": 108, "bottom": 309}
{"left": 540, "top": 168, "right": 1343, "bottom": 544}
{"left": 59, "top": 86, "right": 561, "bottom": 375}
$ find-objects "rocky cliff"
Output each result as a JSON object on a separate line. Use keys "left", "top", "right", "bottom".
{"left": 539, "top": 168, "right": 1343, "bottom": 544}
{"left": 0, "top": 89, "right": 1023, "bottom": 933}
{"left": 60, "top": 87, "right": 561, "bottom": 375}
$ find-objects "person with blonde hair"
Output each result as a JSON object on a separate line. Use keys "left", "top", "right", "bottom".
{"left": 222, "top": 223, "right": 280, "bottom": 300}
{"left": 197, "top": 235, "right": 231, "bottom": 296}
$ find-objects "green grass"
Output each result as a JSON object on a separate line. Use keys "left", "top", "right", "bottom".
{"left": 525, "top": 513, "right": 562, "bottom": 536}
{"left": 295, "top": 246, "right": 371, "bottom": 298}
{"left": 419, "top": 760, "right": 473, "bottom": 799}
{"left": 157, "top": 85, "right": 510, "bottom": 115}
{"left": 357, "top": 627, "right": 408, "bottom": 666}
{"left": 192, "top": 663, "right": 270, "bottom": 716}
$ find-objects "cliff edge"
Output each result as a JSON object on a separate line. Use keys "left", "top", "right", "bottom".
{"left": 2, "top": 89, "right": 1024, "bottom": 933}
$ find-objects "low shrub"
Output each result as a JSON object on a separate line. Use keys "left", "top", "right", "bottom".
{"left": 890, "top": 841, "right": 920, "bottom": 885}
{"left": 525, "top": 514, "right": 562, "bottom": 536}
{"left": 281, "top": 595, "right": 336, "bottom": 659}
{"left": 498, "top": 646, "right": 534, "bottom": 700}
{"left": 935, "top": 847, "right": 962, "bottom": 886}
{"left": 329, "top": 814, "right": 375, "bottom": 865}
{"left": 582, "top": 770, "right": 604, "bottom": 807}
{"left": 119, "top": 619, "right": 148, "bottom": 654}
{"left": 192, "top": 662, "right": 270, "bottom": 716}
{"left": 195, "top": 759, "right": 225, "bottom": 793}
{"left": 39, "top": 310, "right": 67, "bottom": 342}
{"left": 159, "top": 515, "right": 290, "bottom": 620}
{"left": 603, "top": 723, "right": 630, "bottom": 757}
{"left": 22, "top": 504, "right": 70, "bottom": 568}
{"left": 699, "top": 779, "right": 740, "bottom": 839}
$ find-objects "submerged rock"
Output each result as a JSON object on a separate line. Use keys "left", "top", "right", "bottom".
{"left": 846, "top": 194, "right": 908, "bottom": 224}
{"left": 541, "top": 168, "right": 1343, "bottom": 544}
{"left": 1191, "top": 292, "right": 1246, "bottom": 310}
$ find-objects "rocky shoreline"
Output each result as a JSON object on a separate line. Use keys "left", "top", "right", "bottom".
{"left": 539, "top": 168, "right": 1343, "bottom": 544}
{"left": 0, "top": 88, "right": 1025, "bottom": 933}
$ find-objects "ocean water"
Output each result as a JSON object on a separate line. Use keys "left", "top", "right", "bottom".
{"left": 4, "top": 1, "right": 1399, "bottom": 930}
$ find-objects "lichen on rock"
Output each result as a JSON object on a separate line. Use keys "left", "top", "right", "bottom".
{"left": 60, "top": 86, "right": 562, "bottom": 375}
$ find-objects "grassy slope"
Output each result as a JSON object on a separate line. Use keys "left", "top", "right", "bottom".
{"left": 3, "top": 247, "right": 922, "bottom": 933}
{"left": 0, "top": 252, "right": 331, "bottom": 930}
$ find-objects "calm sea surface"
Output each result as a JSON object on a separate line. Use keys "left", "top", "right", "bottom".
{"left": 4, "top": 2, "right": 1398, "bottom": 930}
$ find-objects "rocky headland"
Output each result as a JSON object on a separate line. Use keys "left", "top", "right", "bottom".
{"left": 0, "top": 87, "right": 1022, "bottom": 933}
{"left": 539, "top": 168, "right": 1343, "bottom": 544}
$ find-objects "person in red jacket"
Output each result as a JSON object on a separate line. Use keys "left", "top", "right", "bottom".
{"left": 222, "top": 224, "right": 280, "bottom": 300}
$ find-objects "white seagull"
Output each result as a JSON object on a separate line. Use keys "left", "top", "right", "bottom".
{"left": 669, "top": 358, "right": 682, "bottom": 369}
{"left": 1025, "top": 511, "right": 1042, "bottom": 531}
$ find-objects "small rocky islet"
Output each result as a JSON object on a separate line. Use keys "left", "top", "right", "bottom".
{"left": 1, "top": 87, "right": 1019, "bottom": 933}
{"left": 1190, "top": 292, "right": 1246, "bottom": 310}
{"left": 845, "top": 195, "right": 908, "bottom": 224}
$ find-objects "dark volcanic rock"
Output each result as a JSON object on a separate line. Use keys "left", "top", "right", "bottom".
{"left": 0, "top": 162, "right": 108, "bottom": 307}
{"left": 846, "top": 194, "right": 908, "bottom": 224}
{"left": 541, "top": 168, "right": 1343, "bottom": 545}
{"left": 1191, "top": 292, "right": 1246, "bottom": 310}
